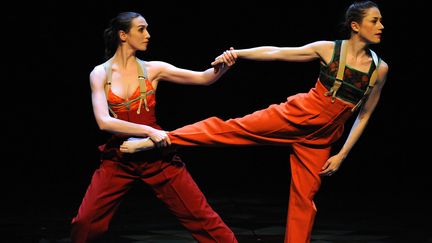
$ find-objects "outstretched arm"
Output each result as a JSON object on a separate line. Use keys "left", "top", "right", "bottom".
{"left": 149, "top": 49, "right": 236, "bottom": 86}
{"left": 211, "top": 41, "right": 333, "bottom": 65}
{"left": 320, "top": 61, "right": 389, "bottom": 176}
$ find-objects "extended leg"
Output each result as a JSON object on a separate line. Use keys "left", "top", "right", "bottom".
{"left": 71, "top": 160, "right": 135, "bottom": 243}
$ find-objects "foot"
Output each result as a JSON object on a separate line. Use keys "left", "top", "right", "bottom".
{"left": 120, "top": 137, "right": 156, "bottom": 153}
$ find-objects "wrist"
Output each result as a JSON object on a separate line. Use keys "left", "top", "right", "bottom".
{"left": 338, "top": 151, "right": 348, "bottom": 160}
{"left": 142, "top": 125, "right": 154, "bottom": 137}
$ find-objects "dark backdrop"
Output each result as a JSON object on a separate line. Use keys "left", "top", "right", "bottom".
{"left": 3, "top": 0, "right": 429, "bottom": 237}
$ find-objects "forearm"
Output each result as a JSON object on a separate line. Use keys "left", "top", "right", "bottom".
{"left": 337, "top": 77, "right": 385, "bottom": 158}
{"left": 199, "top": 66, "right": 230, "bottom": 85}
{"left": 337, "top": 116, "right": 370, "bottom": 159}
{"left": 97, "top": 116, "right": 155, "bottom": 137}
{"left": 234, "top": 43, "right": 322, "bottom": 62}
{"left": 156, "top": 60, "right": 232, "bottom": 86}
{"left": 234, "top": 46, "right": 281, "bottom": 61}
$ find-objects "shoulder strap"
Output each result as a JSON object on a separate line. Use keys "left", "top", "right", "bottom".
{"left": 136, "top": 58, "right": 148, "bottom": 79}
{"left": 136, "top": 58, "right": 149, "bottom": 114}
{"left": 103, "top": 58, "right": 113, "bottom": 98}
{"left": 324, "top": 40, "right": 347, "bottom": 102}
{"left": 336, "top": 40, "right": 348, "bottom": 81}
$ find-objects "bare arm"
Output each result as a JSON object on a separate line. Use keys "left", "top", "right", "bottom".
{"left": 212, "top": 41, "right": 333, "bottom": 64}
{"left": 90, "top": 65, "right": 169, "bottom": 144}
{"left": 320, "top": 60, "right": 389, "bottom": 176}
{"left": 149, "top": 50, "right": 236, "bottom": 86}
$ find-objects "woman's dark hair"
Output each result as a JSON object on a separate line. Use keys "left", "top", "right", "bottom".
{"left": 103, "top": 12, "right": 142, "bottom": 60}
{"left": 341, "top": 1, "right": 378, "bottom": 38}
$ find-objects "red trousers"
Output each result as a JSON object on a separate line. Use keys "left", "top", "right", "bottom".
{"left": 71, "top": 154, "right": 237, "bottom": 243}
{"left": 168, "top": 80, "right": 354, "bottom": 243}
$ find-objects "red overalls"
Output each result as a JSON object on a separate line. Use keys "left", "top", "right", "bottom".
{"left": 71, "top": 60, "right": 237, "bottom": 243}
{"left": 167, "top": 40, "right": 378, "bottom": 243}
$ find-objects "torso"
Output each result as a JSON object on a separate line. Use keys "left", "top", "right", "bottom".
{"left": 104, "top": 58, "right": 158, "bottom": 126}
{"left": 318, "top": 40, "right": 378, "bottom": 104}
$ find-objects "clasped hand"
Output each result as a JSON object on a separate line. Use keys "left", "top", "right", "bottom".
{"left": 212, "top": 47, "right": 238, "bottom": 73}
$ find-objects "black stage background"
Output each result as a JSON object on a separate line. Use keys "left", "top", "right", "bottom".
{"left": 3, "top": 0, "right": 430, "bottom": 238}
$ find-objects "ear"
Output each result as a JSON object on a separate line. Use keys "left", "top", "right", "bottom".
{"left": 351, "top": 21, "right": 360, "bottom": 33}
{"left": 119, "top": 30, "right": 127, "bottom": 42}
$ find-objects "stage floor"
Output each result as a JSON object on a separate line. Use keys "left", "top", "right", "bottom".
{"left": 2, "top": 193, "right": 430, "bottom": 243}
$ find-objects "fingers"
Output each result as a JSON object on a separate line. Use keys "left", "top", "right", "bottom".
{"left": 319, "top": 167, "right": 338, "bottom": 176}
{"left": 230, "top": 47, "right": 238, "bottom": 58}
{"left": 222, "top": 50, "right": 236, "bottom": 66}
{"left": 151, "top": 133, "right": 170, "bottom": 148}
{"left": 152, "top": 138, "right": 164, "bottom": 148}
{"left": 319, "top": 161, "right": 334, "bottom": 176}
{"left": 166, "top": 133, "right": 171, "bottom": 145}
{"left": 211, "top": 56, "right": 223, "bottom": 66}
{"left": 120, "top": 141, "right": 133, "bottom": 153}
{"left": 119, "top": 145, "right": 128, "bottom": 153}
{"left": 211, "top": 47, "right": 237, "bottom": 68}
{"left": 161, "top": 132, "right": 170, "bottom": 147}
{"left": 159, "top": 138, "right": 169, "bottom": 148}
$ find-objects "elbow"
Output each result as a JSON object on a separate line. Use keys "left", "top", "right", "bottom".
{"left": 201, "top": 80, "right": 214, "bottom": 86}
{"left": 357, "top": 113, "right": 372, "bottom": 125}
{"left": 98, "top": 124, "right": 109, "bottom": 132}
{"left": 96, "top": 117, "right": 111, "bottom": 132}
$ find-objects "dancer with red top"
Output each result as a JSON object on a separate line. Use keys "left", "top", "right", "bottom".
{"left": 70, "top": 12, "right": 237, "bottom": 243}
{"left": 120, "top": 1, "right": 388, "bottom": 242}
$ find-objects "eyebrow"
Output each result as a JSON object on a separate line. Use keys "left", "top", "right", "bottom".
{"left": 369, "top": 16, "right": 382, "bottom": 21}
